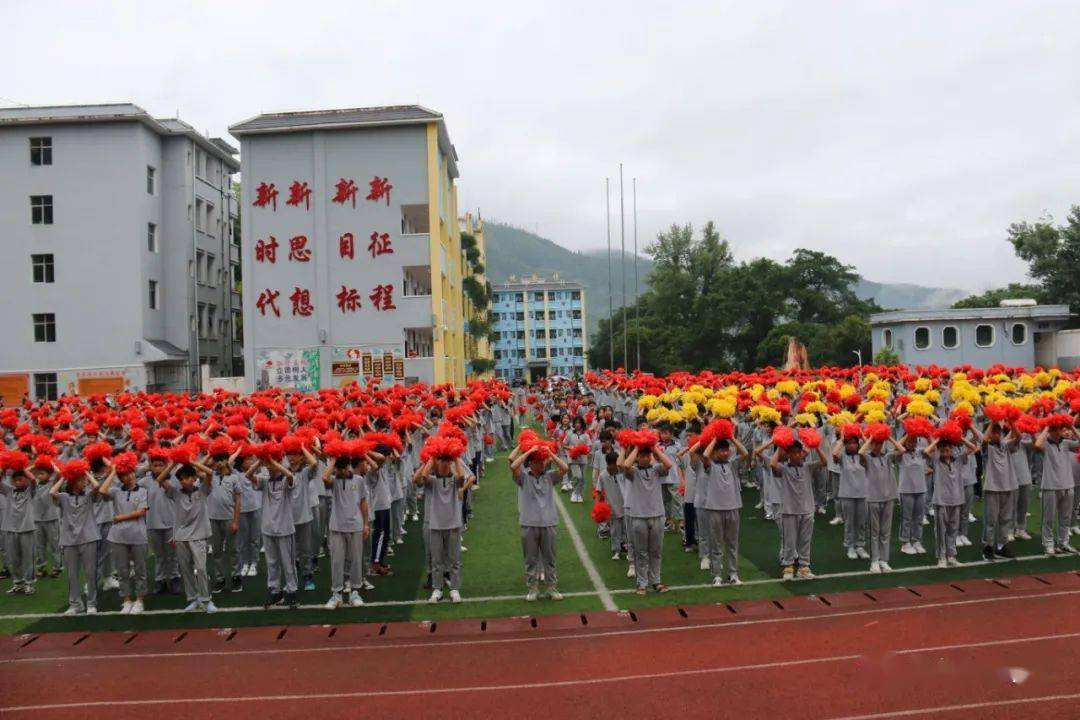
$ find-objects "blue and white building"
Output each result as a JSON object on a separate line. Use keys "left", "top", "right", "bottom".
{"left": 491, "top": 274, "right": 587, "bottom": 381}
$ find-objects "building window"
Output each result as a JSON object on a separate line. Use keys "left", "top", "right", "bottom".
{"left": 571, "top": 290, "right": 581, "bottom": 300}
{"left": 882, "top": 328, "right": 893, "bottom": 348}
{"left": 147, "top": 166, "right": 156, "bottom": 195}
{"left": 232, "top": 311, "right": 243, "bottom": 342}
{"left": 196, "top": 251, "right": 206, "bottom": 284}
{"left": 207, "top": 305, "right": 217, "bottom": 338}
{"left": 975, "top": 324, "right": 995, "bottom": 348}
{"left": 148, "top": 280, "right": 159, "bottom": 310}
{"left": 197, "top": 303, "right": 206, "bottom": 338}
{"left": 34, "top": 372, "right": 58, "bottom": 401}
{"left": 942, "top": 326, "right": 958, "bottom": 349}
{"left": 30, "top": 195, "right": 53, "bottom": 224}
{"left": 31, "top": 254, "right": 54, "bottom": 283}
{"left": 147, "top": 222, "right": 158, "bottom": 252}
{"left": 205, "top": 254, "right": 216, "bottom": 287}
{"left": 33, "top": 313, "right": 56, "bottom": 343}
{"left": 30, "top": 137, "right": 52, "bottom": 166}
{"left": 1010, "top": 323, "right": 1027, "bottom": 345}
{"left": 913, "top": 326, "right": 931, "bottom": 350}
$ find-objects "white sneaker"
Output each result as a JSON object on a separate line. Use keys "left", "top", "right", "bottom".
{"left": 1006, "top": 533, "right": 1015, "bottom": 543}
{"left": 246, "top": 564, "right": 258, "bottom": 577}
{"left": 817, "top": 507, "right": 827, "bottom": 515}
{"left": 184, "top": 601, "right": 201, "bottom": 612}
{"left": 411, "top": 513, "right": 419, "bottom": 522}
{"left": 846, "top": 547, "right": 858, "bottom": 560}
{"left": 361, "top": 580, "right": 375, "bottom": 591}
{"left": 699, "top": 557, "right": 710, "bottom": 571}
{"left": 570, "top": 493, "right": 582, "bottom": 503}
{"left": 855, "top": 547, "right": 870, "bottom": 560}
{"left": 947, "top": 557, "right": 962, "bottom": 567}
{"left": 1045, "top": 546, "right": 1056, "bottom": 556}
{"left": 130, "top": 600, "right": 144, "bottom": 615}
{"left": 449, "top": 590, "right": 462, "bottom": 603}
{"left": 485, "top": 457, "right": 494, "bottom": 463}
{"left": 728, "top": 575, "right": 742, "bottom": 585}
{"left": 63, "top": 605, "right": 80, "bottom": 616}
{"left": 460, "top": 545, "right": 468, "bottom": 552}
{"left": 349, "top": 591, "right": 364, "bottom": 607}
{"left": 610, "top": 552, "right": 620, "bottom": 561}
{"left": 396, "top": 538, "right": 405, "bottom": 545}
{"left": 103, "top": 576, "right": 120, "bottom": 591}
{"left": 1016, "top": 530, "right": 1031, "bottom": 540}
{"left": 86, "top": 605, "right": 97, "bottom": 615}
{"left": 922, "top": 517, "right": 930, "bottom": 526}
{"left": 712, "top": 576, "right": 724, "bottom": 587}
{"left": 120, "top": 600, "right": 133, "bottom": 615}
{"left": 829, "top": 516, "right": 843, "bottom": 526}
{"left": 782, "top": 567, "right": 795, "bottom": 581}
{"left": 754, "top": 501, "right": 764, "bottom": 509}
{"left": 937, "top": 559, "right": 948, "bottom": 568}
{"left": 548, "top": 589, "right": 563, "bottom": 601}
{"left": 957, "top": 536, "right": 969, "bottom": 547}
{"left": 869, "top": 561, "right": 881, "bottom": 574}
{"left": 900, "top": 542, "right": 915, "bottom": 555}
{"left": 205, "top": 601, "right": 218, "bottom": 614}
{"left": 880, "top": 562, "right": 893, "bottom": 573}
{"left": 429, "top": 589, "right": 443, "bottom": 603}
{"left": 526, "top": 589, "right": 538, "bottom": 602}
{"left": 968, "top": 513, "right": 977, "bottom": 523}
{"left": 914, "top": 542, "right": 927, "bottom": 554}
{"left": 627, "top": 565, "right": 635, "bottom": 578}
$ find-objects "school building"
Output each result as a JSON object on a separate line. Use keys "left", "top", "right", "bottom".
{"left": 870, "top": 301, "right": 1073, "bottom": 369}
{"left": 229, "top": 105, "right": 485, "bottom": 390}
{"left": 0, "top": 104, "right": 242, "bottom": 404}
{"left": 491, "top": 275, "right": 587, "bottom": 381}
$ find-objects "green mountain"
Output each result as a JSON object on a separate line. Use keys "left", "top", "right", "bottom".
{"left": 482, "top": 221, "right": 965, "bottom": 333}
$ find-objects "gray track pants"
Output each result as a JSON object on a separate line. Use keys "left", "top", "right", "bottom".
{"left": 959, "top": 485, "right": 975, "bottom": 538}
{"left": 569, "top": 464, "right": 586, "bottom": 497}
{"left": 111, "top": 542, "right": 148, "bottom": 598}
{"left": 630, "top": 515, "right": 663, "bottom": 588}
{"left": 34, "top": 520, "right": 61, "bottom": 570}
{"left": 982, "top": 490, "right": 1014, "bottom": 548}
{"left": 934, "top": 504, "right": 961, "bottom": 560}
{"left": 868, "top": 500, "right": 894, "bottom": 564}
{"left": 175, "top": 539, "right": 210, "bottom": 603}
{"left": 294, "top": 521, "right": 313, "bottom": 578}
{"left": 702, "top": 508, "right": 739, "bottom": 579}
{"left": 899, "top": 493, "right": 925, "bottom": 545}
{"left": 209, "top": 519, "right": 237, "bottom": 586}
{"left": 1012, "top": 485, "right": 1031, "bottom": 536}
{"left": 96, "top": 522, "right": 112, "bottom": 581}
{"left": 610, "top": 514, "right": 627, "bottom": 554}
{"left": 781, "top": 513, "right": 813, "bottom": 568}
{"left": 521, "top": 525, "right": 557, "bottom": 589}
{"left": 264, "top": 534, "right": 297, "bottom": 593}
{"left": 5, "top": 531, "right": 34, "bottom": 587}
{"left": 233, "top": 511, "right": 259, "bottom": 573}
{"left": 329, "top": 530, "right": 363, "bottom": 594}
{"left": 840, "top": 498, "right": 867, "bottom": 549}
{"left": 1042, "top": 489, "right": 1074, "bottom": 551}
{"left": 148, "top": 528, "right": 177, "bottom": 582}
{"left": 63, "top": 541, "right": 97, "bottom": 610}
{"left": 429, "top": 528, "right": 462, "bottom": 591}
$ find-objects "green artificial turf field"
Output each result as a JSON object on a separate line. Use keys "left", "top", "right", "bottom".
{"left": 2, "top": 441, "right": 1076, "bottom": 636}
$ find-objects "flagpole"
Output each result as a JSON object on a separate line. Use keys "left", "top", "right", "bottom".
{"left": 633, "top": 177, "right": 640, "bottom": 372}
{"left": 606, "top": 178, "right": 613, "bottom": 371}
{"left": 619, "top": 164, "right": 627, "bottom": 370}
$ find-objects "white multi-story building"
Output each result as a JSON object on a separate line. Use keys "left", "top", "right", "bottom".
{"left": 0, "top": 104, "right": 242, "bottom": 404}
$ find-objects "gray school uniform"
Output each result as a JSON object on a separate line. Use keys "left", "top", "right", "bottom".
{"left": 56, "top": 489, "right": 101, "bottom": 610}
{"left": 696, "top": 458, "right": 742, "bottom": 579}
{"left": 865, "top": 453, "right": 896, "bottom": 564}
{"left": 208, "top": 472, "right": 241, "bottom": 585}
{"left": 515, "top": 468, "right": 559, "bottom": 589}
{"left": 775, "top": 457, "right": 817, "bottom": 568}
{"left": 958, "top": 448, "right": 978, "bottom": 538}
{"left": 426, "top": 473, "right": 463, "bottom": 591}
{"left": 626, "top": 464, "right": 667, "bottom": 588}
{"left": 328, "top": 473, "right": 367, "bottom": 594}
{"left": 895, "top": 451, "right": 927, "bottom": 545}
{"left": 837, "top": 453, "right": 868, "bottom": 550}
{"left": 91, "top": 474, "right": 114, "bottom": 581}
{"left": 1, "top": 479, "right": 36, "bottom": 587}
{"left": 289, "top": 465, "right": 315, "bottom": 579}
{"left": 33, "top": 482, "right": 61, "bottom": 570}
{"left": 105, "top": 485, "right": 149, "bottom": 598}
{"left": 1009, "top": 440, "right": 1033, "bottom": 536}
{"left": 1040, "top": 439, "right": 1079, "bottom": 551}
{"left": 931, "top": 455, "right": 966, "bottom": 560}
{"left": 982, "top": 440, "right": 1017, "bottom": 548}
{"left": 166, "top": 478, "right": 212, "bottom": 603}
{"left": 259, "top": 473, "right": 297, "bottom": 594}
{"left": 139, "top": 474, "right": 178, "bottom": 583}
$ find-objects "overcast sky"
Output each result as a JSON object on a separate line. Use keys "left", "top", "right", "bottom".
{"left": 7, "top": 0, "right": 1079, "bottom": 292}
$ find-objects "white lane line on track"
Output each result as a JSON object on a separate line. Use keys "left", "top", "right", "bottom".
{"left": 4, "top": 631, "right": 1080, "bottom": 713}
{"left": 824, "top": 692, "right": 1080, "bottom": 720}
{"left": 0, "top": 551, "right": 1066, "bottom": 621}
{"left": 4, "top": 587, "right": 1080, "bottom": 665}
{"left": 554, "top": 490, "right": 618, "bottom": 611}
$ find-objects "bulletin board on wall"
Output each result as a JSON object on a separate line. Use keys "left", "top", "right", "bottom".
{"left": 0, "top": 374, "right": 29, "bottom": 407}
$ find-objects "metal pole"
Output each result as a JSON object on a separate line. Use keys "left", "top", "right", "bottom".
{"left": 619, "top": 164, "right": 627, "bottom": 369}
{"left": 606, "top": 178, "right": 613, "bottom": 371}
{"left": 633, "top": 177, "right": 640, "bottom": 371}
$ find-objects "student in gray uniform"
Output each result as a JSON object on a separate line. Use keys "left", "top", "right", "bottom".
{"left": 510, "top": 443, "right": 568, "bottom": 601}
{"left": 246, "top": 454, "right": 298, "bottom": 608}
{"left": 234, "top": 454, "right": 262, "bottom": 578}
{"left": 956, "top": 427, "right": 981, "bottom": 547}
{"left": 771, "top": 438, "right": 828, "bottom": 580}
{"left": 1008, "top": 430, "right": 1034, "bottom": 541}
{"left": 97, "top": 457, "right": 149, "bottom": 614}
{"left": 656, "top": 425, "right": 684, "bottom": 531}
{"left": 367, "top": 448, "right": 394, "bottom": 576}
{"left": 31, "top": 463, "right": 63, "bottom": 577}
{"left": 50, "top": 466, "right": 101, "bottom": 615}
{"left": 893, "top": 435, "right": 928, "bottom": 555}
{"left": 159, "top": 461, "right": 217, "bottom": 613}
{"left": 833, "top": 434, "right": 869, "bottom": 561}
{"left": 860, "top": 436, "right": 898, "bottom": 573}
{"left": 1, "top": 466, "right": 38, "bottom": 595}
{"left": 565, "top": 417, "right": 590, "bottom": 504}
{"left": 284, "top": 444, "right": 317, "bottom": 591}
{"left": 597, "top": 451, "right": 626, "bottom": 560}
{"left": 322, "top": 454, "right": 371, "bottom": 609}
{"left": 1033, "top": 423, "right": 1079, "bottom": 556}
{"left": 925, "top": 434, "right": 977, "bottom": 567}
{"left": 138, "top": 453, "right": 179, "bottom": 595}
{"left": 981, "top": 422, "right": 1018, "bottom": 560}
{"left": 621, "top": 441, "right": 675, "bottom": 595}
{"left": 414, "top": 450, "right": 474, "bottom": 603}
{"left": 89, "top": 459, "right": 118, "bottom": 591}
{"left": 692, "top": 436, "right": 749, "bottom": 585}
{"left": 207, "top": 449, "right": 243, "bottom": 594}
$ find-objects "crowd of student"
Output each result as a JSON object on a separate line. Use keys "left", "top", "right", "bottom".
{"left": 0, "top": 381, "right": 515, "bottom": 615}
{"left": 520, "top": 365, "right": 1079, "bottom": 594}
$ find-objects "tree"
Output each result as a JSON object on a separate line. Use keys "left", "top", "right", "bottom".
{"left": 1006, "top": 206, "right": 1080, "bottom": 324}
{"left": 873, "top": 347, "right": 901, "bottom": 365}
{"left": 952, "top": 283, "right": 1044, "bottom": 309}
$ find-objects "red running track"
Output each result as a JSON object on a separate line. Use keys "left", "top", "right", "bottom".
{"left": 4, "top": 572, "right": 1080, "bottom": 719}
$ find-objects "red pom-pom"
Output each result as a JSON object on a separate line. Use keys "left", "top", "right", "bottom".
{"left": 798, "top": 428, "right": 822, "bottom": 449}
{"left": 0, "top": 450, "right": 30, "bottom": 472}
{"left": 903, "top": 417, "right": 935, "bottom": 439}
{"left": 841, "top": 423, "right": 863, "bottom": 441}
{"left": 83, "top": 441, "right": 114, "bottom": 463}
{"left": 949, "top": 408, "right": 973, "bottom": 432}
{"left": 421, "top": 435, "right": 466, "bottom": 462}
{"left": 568, "top": 444, "right": 591, "bottom": 460}
{"left": 82, "top": 422, "right": 100, "bottom": 436}
{"left": 935, "top": 420, "right": 964, "bottom": 446}
{"left": 208, "top": 436, "right": 235, "bottom": 457}
{"left": 865, "top": 422, "right": 892, "bottom": 443}
{"left": 281, "top": 435, "right": 305, "bottom": 455}
{"left": 984, "top": 403, "right": 1020, "bottom": 425}
{"left": 591, "top": 500, "right": 612, "bottom": 524}
{"left": 153, "top": 428, "right": 179, "bottom": 442}
{"left": 33, "top": 455, "right": 55, "bottom": 471}
{"left": 518, "top": 432, "right": 558, "bottom": 461}
{"left": 699, "top": 419, "right": 734, "bottom": 446}
{"left": 1015, "top": 414, "right": 1041, "bottom": 436}
{"left": 253, "top": 442, "right": 285, "bottom": 461}
{"left": 61, "top": 459, "right": 90, "bottom": 481}
{"left": 1042, "top": 414, "right": 1074, "bottom": 430}
{"left": 364, "top": 432, "right": 403, "bottom": 455}
{"left": 772, "top": 426, "right": 795, "bottom": 449}
{"left": 112, "top": 451, "right": 139, "bottom": 475}
{"left": 169, "top": 443, "right": 199, "bottom": 465}
{"left": 483, "top": 433, "right": 494, "bottom": 446}
{"left": 226, "top": 425, "right": 249, "bottom": 440}
{"left": 615, "top": 429, "right": 660, "bottom": 451}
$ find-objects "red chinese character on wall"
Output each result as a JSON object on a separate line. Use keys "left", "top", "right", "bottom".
{"left": 366, "top": 176, "right": 392, "bottom": 206}
{"left": 336, "top": 286, "right": 361, "bottom": 313}
{"left": 290, "top": 287, "right": 314, "bottom": 316}
{"left": 339, "top": 232, "right": 355, "bottom": 259}
{"left": 369, "top": 283, "right": 396, "bottom": 311}
{"left": 256, "top": 289, "right": 281, "bottom": 317}
{"left": 255, "top": 236, "right": 279, "bottom": 263}
{"left": 286, "top": 181, "right": 312, "bottom": 210}
{"left": 368, "top": 231, "right": 393, "bottom": 258}
{"left": 332, "top": 178, "right": 358, "bottom": 208}
{"left": 288, "top": 235, "right": 311, "bottom": 262}
{"left": 253, "top": 182, "right": 279, "bottom": 210}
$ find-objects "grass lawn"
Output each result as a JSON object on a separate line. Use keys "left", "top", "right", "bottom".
{"left": 2, "top": 440, "right": 1076, "bottom": 636}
